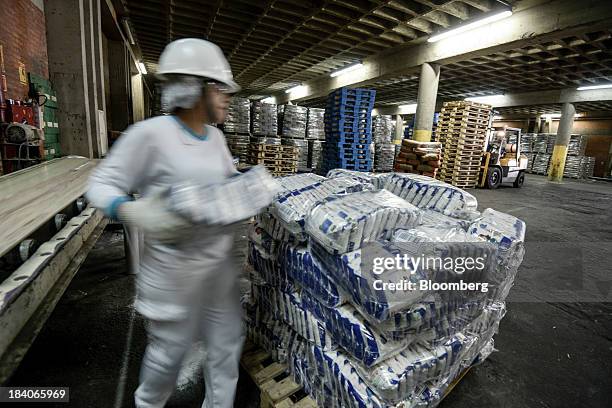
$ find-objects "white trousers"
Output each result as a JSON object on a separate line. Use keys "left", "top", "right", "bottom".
{"left": 134, "top": 284, "right": 244, "bottom": 408}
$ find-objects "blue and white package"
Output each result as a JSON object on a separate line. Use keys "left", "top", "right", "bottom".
{"left": 356, "top": 302, "right": 505, "bottom": 404}
{"left": 305, "top": 190, "right": 422, "bottom": 254}
{"left": 272, "top": 176, "right": 368, "bottom": 240}
{"left": 326, "top": 169, "right": 391, "bottom": 189}
{"left": 252, "top": 284, "right": 335, "bottom": 350}
{"left": 301, "top": 290, "right": 406, "bottom": 366}
{"left": 382, "top": 173, "right": 478, "bottom": 217}
{"left": 247, "top": 241, "right": 292, "bottom": 291}
{"left": 169, "top": 165, "right": 281, "bottom": 225}
{"left": 278, "top": 242, "right": 346, "bottom": 308}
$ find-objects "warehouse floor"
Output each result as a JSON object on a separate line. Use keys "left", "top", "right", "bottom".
{"left": 6, "top": 174, "right": 612, "bottom": 408}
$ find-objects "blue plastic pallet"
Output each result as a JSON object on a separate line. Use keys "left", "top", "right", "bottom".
{"left": 325, "top": 122, "right": 371, "bottom": 133}
{"left": 329, "top": 88, "right": 376, "bottom": 99}
{"left": 326, "top": 100, "right": 375, "bottom": 111}
{"left": 323, "top": 156, "right": 372, "bottom": 166}
{"left": 327, "top": 142, "right": 371, "bottom": 150}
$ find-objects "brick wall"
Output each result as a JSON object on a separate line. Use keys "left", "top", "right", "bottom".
{"left": 0, "top": 0, "right": 49, "bottom": 101}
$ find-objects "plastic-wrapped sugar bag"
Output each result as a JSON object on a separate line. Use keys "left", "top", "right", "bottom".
{"left": 468, "top": 209, "right": 526, "bottom": 301}
{"left": 290, "top": 340, "right": 386, "bottom": 408}
{"left": 272, "top": 176, "right": 368, "bottom": 240}
{"left": 382, "top": 173, "right": 478, "bottom": 217}
{"left": 277, "top": 242, "right": 346, "bottom": 308}
{"left": 310, "top": 240, "right": 430, "bottom": 323}
{"left": 254, "top": 211, "right": 293, "bottom": 242}
{"left": 305, "top": 190, "right": 422, "bottom": 254}
{"left": 301, "top": 290, "right": 406, "bottom": 366}
{"left": 356, "top": 332, "right": 478, "bottom": 404}
{"left": 275, "top": 290, "right": 335, "bottom": 350}
{"left": 247, "top": 312, "right": 296, "bottom": 363}
{"left": 356, "top": 302, "right": 505, "bottom": 404}
{"left": 247, "top": 241, "right": 292, "bottom": 290}
{"left": 248, "top": 222, "right": 278, "bottom": 255}
{"left": 169, "top": 165, "right": 281, "bottom": 225}
{"left": 326, "top": 169, "right": 392, "bottom": 189}
{"left": 251, "top": 284, "right": 334, "bottom": 350}
{"left": 276, "top": 173, "right": 326, "bottom": 194}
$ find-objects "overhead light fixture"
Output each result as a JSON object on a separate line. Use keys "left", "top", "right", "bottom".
{"left": 330, "top": 63, "right": 364, "bottom": 78}
{"left": 285, "top": 85, "right": 305, "bottom": 94}
{"left": 122, "top": 18, "right": 136, "bottom": 45}
{"left": 398, "top": 104, "right": 418, "bottom": 114}
{"left": 493, "top": 115, "right": 503, "bottom": 120}
{"left": 138, "top": 62, "right": 147, "bottom": 75}
{"left": 428, "top": 10, "right": 513, "bottom": 43}
{"left": 576, "top": 83, "right": 612, "bottom": 91}
{"left": 465, "top": 94, "right": 505, "bottom": 103}
{"left": 261, "top": 96, "right": 276, "bottom": 104}
{"left": 543, "top": 113, "right": 582, "bottom": 119}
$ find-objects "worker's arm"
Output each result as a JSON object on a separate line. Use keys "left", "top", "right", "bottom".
{"left": 86, "top": 123, "right": 154, "bottom": 218}
{"left": 87, "top": 123, "right": 191, "bottom": 242}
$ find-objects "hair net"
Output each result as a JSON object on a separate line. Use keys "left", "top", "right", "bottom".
{"left": 161, "top": 75, "right": 205, "bottom": 112}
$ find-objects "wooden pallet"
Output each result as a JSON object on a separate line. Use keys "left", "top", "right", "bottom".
{"left": 241, "top": 343, "right": 318, "bottom": 408}
{"left": 250, "top": 144, "right": 297, "bottom": 153}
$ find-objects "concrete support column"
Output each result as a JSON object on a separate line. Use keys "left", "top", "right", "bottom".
{"left": 107, "top": 40, "right": 131, "bottom": 131}
{"left": 413, "top": 62, "right": 440, "bottom": 142}
{"left": 548, "top": 103, "right": 575, "bottom": 182}
{"left": 44, "top": 0, "right": 108, "bottom": 158}
{"left": 394, "top": 114, "right": 403, "bottom": 144}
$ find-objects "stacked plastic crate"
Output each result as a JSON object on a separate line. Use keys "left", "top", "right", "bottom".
{"left": 322, "top": 88, "right": 375, "bottom": 173}
{"left": 29, "top": 74, "right": 60, "bottom": 160}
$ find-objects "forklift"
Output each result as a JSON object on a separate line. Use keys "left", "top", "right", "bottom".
{"left": 480, "top": 126, "right": 529, "bottom": 189}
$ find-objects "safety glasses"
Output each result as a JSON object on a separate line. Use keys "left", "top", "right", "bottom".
{"left": 206, "top": 81, "right": 232, "bottom": 94}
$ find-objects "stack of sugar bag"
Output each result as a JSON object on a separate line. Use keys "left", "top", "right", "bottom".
{"left": 309, "top": 140, "right": 325, "bottom": 173}
{"left": 374, "top": 143, "right": 396, "bottom": 172}
{"left": 244, "top": 170, "right": 525, "bottom": 407}
{"left": 281, "top": 104, "right": 308, "bottom": 139}
{"left": 251, "top": 101, "right": 278, "bottom": 136}
{"left": 224, "top": 97, "right": 251, "bottom": 133}
{"left": 372, "top": 115, "right": 394, "bottom": 144}
{"left": 307, "top": 108, "right": 325, "bottom": 140}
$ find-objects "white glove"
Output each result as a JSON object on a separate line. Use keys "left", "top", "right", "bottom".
{"left": 117, "top": 193, "right": 191, "bottom": 243}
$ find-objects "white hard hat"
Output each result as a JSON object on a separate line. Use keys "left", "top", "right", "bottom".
{"left": 157, "top": 38, "right": 240, "bottom": 93}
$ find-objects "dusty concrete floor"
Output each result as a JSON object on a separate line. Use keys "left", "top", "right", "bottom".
{"left": 6, "top": 174, "right": 612, "bottom": 407}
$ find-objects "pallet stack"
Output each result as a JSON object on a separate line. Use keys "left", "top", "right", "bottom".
{"left": 394, "top": 139, "right": 442, "bottom": 177}
{"left": 437, "top": 101, "right": 491, "bottom": 188}
{"left": 224, "top": 97, "right": 251, "bottom": 134}
{"left": 280, "top": 105, "right": 308, "bottom": 139}
{"left": 245, "top": 171, "right": 526, "bottom": 408}
{"left": 308, "top": 140, "right": 324, "bottom": 173}
{"left": 306, "top": 108, "right": 325, "bottom": 140}
{"left": 252, "top": 102, "right": 278, "bottom": 137}
{"left": 282, "top": 138, "right": 308, "bottom": 170}
{"left": 226, "top": 133, "right": 250, "bottom": 163}
{"left": 322, "top": 88, "right": 375, "bottom": 173}
{"left": 247, "top": 143, "right": 298, "bottom": 177}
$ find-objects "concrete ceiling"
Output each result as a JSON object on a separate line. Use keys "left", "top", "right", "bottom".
{"left": 121, "top": 0, "right": 612, "bottom": 115}
{"left": 124, "top": 0, "right": 510, "bottom": 92}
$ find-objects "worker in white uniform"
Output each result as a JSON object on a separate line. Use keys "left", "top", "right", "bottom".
{"left": 87, "top": 38, "right": 245, "bottom": 408}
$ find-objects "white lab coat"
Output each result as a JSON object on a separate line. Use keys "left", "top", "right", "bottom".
{"left": 87, "top": 115, "right": 244, "bottom": 408}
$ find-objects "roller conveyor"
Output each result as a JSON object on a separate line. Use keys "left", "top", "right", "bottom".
{"left": 0, "top": 156, "right": 96, "bottom": 258}
{"left": 0, "top": 156, "right": 106, "bottom": 383}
